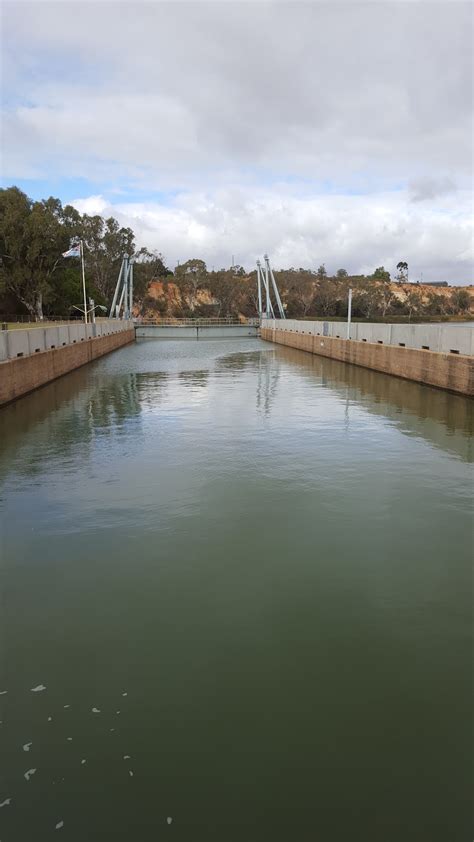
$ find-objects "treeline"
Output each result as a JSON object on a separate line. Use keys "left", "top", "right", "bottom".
{"left": 270, "top": 266, "right": 472, "bottom": 320}
{"left": 0, "top": 187, "right": 471, "bottom": 321}
{"left": 142, "top": 260, "right": 471, "bottom": 321}
{"left": 0, "top": 186, "right": 169, "bottom": 319}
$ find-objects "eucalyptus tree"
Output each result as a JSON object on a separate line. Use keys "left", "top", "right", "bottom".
{"left": 396, "top": 261, "right": 409, "bottom": 282}
{"left": 0, "top": 187, "right": 73, "bottom": 319}
{"left": 80, "top": 215, "right": 135, "bottom": 303}
{"left": 174, "top": 259, "right": 208, "bottom": 312}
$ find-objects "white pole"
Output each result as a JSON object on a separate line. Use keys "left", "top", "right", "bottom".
{"left": 122, "top": 255, "right": 129, "bottom": 319}
{"left": 264, "top": 255, "right": 274, "bottom": 318}
{"left": 129, "top": 260, "right": 133, "bottom": 320}
{"left": 347, "top": 287, "right": 352, "bottom": 339}
{"left": 267, "top": 257, "right": 286, "bottom": 319}
{"left": 80, "top": 240, "right": 88, "bottom": 324}
{"left": 256, "top": 261, "right": 263, "bottom": 318}
{"left": 109, "top": 259, "right": 124, "bottom": 318}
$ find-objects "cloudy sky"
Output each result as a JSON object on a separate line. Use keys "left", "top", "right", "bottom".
{"left": 1, "top": 0, "right": 473, "bottom": 280}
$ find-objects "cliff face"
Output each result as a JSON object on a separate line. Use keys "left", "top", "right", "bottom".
{"left": 133, "top": 280, "right": 219, "bottom": 319}
{"left": 392, "top": 282, "right": 474, "bottom": 302}
{"left": 133, "top": 276, "right": 473, "bottom": 321}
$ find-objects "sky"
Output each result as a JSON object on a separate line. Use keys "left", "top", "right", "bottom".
{"left": 1, "top": 0, "right": 473, "bottom": 281}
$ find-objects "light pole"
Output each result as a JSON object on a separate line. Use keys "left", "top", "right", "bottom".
{"left": 72, "top": 304, "right": 107, "bottom": 323}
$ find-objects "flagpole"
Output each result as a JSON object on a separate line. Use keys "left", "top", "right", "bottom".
{"left": 80, "top": 240, "right": 88, "bottom": 324}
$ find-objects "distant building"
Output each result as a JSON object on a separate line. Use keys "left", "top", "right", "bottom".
{"left": 420, "top": 281, "right": 449, "bottom": 287}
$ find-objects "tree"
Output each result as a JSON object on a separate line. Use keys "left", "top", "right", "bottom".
{"left": 396, "top": 261, "right": 409, "bottom": 282}
{"left": 425, "top": 291, "right": 448, "bottom": 317}
{"left": 405, "top": 289, "right": 422, "bottom": 320}
{"left": 336, "top": 268, "right": 348, "bottom": 278}
{"left": 208, "top": 269, "right": 242, "bottom": 316}
{"left": 174, "top": 259, "right": 208, "bottom": 312}
{"left": 0, "top": 187, "right": 72, "bottom": 319}
{"left": 316, "top": 264, "right": 327, "bottom": 280}
{"left": 290, "top": 273, "right": 315, "bottom": 317}
{"left": 370, "top": 267, "right": 394, "bottom": 316}
{"left": 450, "top": 288, "right": 470, "bottom": 314}
{"left": 352, "top": 278, "right": 383, "bottom": 319}
{"left": 133, "top": 249, "right": 172, "bottom": 300}
{"left": 379, "top": 283, "right": 395, "bottom": 318}
{"left": 313, "top": 277, "right": 337, "bottom": 316}
{"left": 372, "top": 266, "right": 391, "bottom": 282}
{"left": 81, "top": 215, "right": 135, "bottom": 304}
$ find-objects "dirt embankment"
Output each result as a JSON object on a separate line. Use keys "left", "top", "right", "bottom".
{"left": 133, "top": 280, "right": 219, "bottom": 319}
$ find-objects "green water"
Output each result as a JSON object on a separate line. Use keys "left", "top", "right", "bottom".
{"left": 0, "top": 338, "right": 472, "bottom": 842}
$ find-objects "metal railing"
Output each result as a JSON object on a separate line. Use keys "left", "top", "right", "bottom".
{"left": 135, "top": 317, "right": 260, "bottom": 327}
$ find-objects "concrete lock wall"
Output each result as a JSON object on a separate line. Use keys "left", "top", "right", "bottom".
{"left": 262, "top": 319, "right": 474, "bottom": 356}
{"left": 261, "top": 320, "right": 474, "bottom": 396}
{"left": 0, "top": 320, "right": 134, "bottom": 362}
{"left": 0, "top": 321, "right": 134, "bottom": 406}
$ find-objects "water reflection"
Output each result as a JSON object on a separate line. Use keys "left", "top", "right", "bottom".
{"left": 0, "top": 340, "right": 472, "bottom": 473}
{"left": 275, "top": 346, "right": 473, "bottom": 461}
{"left": 178, "top": 369, "right": 210, "bottom": 388}
{"left": 133, "top": 372, "right": 169, "bottom": 407}
{"left": 0, "top": 337, "right": 472, "bottom": 842}
{"left": 0, "top": 369, "right": 142, "bottom": 479}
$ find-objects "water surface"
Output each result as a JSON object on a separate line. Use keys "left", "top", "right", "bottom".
{"left": 0, "top": 338, "right": 472, "bottom": 841}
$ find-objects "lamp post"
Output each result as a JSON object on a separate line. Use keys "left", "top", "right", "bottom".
{"left": 72, "top": 304, "right": 107, "bottom": 323}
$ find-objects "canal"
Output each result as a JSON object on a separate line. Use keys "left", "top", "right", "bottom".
{"left": 0, "top": 338, "right": 472, "bottom": 841}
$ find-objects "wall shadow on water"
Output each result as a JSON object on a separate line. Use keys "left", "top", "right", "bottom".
{"left": 275, "top": 345, "right": 473, "bottom": 462}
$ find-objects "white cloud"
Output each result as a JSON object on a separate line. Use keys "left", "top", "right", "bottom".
{"left": 70, "top": 186, "right": 473, "bottom": 282}
{"left": 1, "top": 1, "right": 473, "bottom": 281}
{"left": 72, "top": 195, "right": 109, "bottom": 216}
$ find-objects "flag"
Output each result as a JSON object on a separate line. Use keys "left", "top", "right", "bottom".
{"left": 62, "top": 244, "right": 81, "bottom": 258}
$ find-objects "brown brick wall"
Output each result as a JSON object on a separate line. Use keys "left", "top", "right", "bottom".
{"left": 261, "top": 328, "right": 473, "bottom": 396}
{"left": 0, "top": 329, "right": 135, "bottom": 406}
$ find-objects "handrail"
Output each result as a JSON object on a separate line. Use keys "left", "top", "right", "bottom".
{"left": 135, "top": 317, "right": 260, "bottom": 327}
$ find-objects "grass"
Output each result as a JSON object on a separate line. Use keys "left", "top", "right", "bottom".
{"left": 4, "top": 320, "right": 81, "bottom": 330}
{"left": 3, "top": 318, "right": 111, "bottom": 330}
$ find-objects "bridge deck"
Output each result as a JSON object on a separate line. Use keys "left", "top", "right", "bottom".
{"left": 135, "top": 321, "right": 259, "bottom": 339}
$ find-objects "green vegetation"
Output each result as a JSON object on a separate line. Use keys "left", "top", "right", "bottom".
{"left": 0, "top": 186, "right": 169, "bottom": 320}
{"left": 1, "top": 186, "right": 471, "bottom": 322}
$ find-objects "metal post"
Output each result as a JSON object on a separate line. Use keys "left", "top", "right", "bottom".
{"left": 347, "top": 288, "right": 352, "bottom": 339}
{"left": 109, "top": 259, "right": 124, "bottom": 318}
{"left": 80, "top": 240, "right": 88, "bottom": 324}
{"left": 263, "top": 254, "right": 274, "bottom": 319}
{"left": 266, "top": 255, "right": 286, "bottom": 319}
{"left": 123, "top": 255, "right": 129, "bottom": 319}
{"left": 256, "top": 260, "right": 263, "bottom": 318}
{"left": 117, "top": 283, "right": 126, "bottom": 318}
{"left": 128, "top": 260, "right": 134, "bottom": 321}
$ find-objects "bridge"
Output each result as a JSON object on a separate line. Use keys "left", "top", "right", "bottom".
{"left": 110, "top": 253, "right": 285, "bottom": 329}
{"left": 134, "top": 317, "right": 260, "bottom": 339}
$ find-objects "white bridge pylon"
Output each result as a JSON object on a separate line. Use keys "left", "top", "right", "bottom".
{"left": 109, "top": 254, "right": 134, "bottom": 319}
{"left": 256, "top": 254, "right": 286, "bottom": 320}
